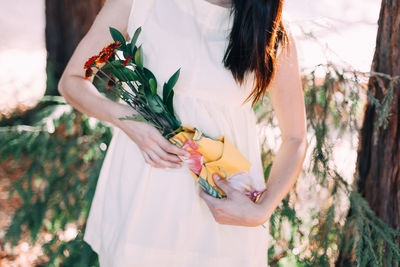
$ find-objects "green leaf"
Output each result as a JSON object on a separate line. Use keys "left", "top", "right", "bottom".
{"left": 131, "top": 26, "right": 141, "bottom": 47}
{"left": 163, "top": 68, "right": 180, "bottom": 114}
{"left": 149, "top": 78, "right": 157, "bottom": 96}
{"left": 112, "top": 67, "right": 139, "bottom": 82}
{"left": 264, "top": 161, "right": 273, "bottom": 179}
{"left": 118, "top": 114, "right": 147, "bottom": 123}
{"left": 162, "top": 82, "right": 175, "bottom": 115}
{"left": 162, "top": 82, "right": 171, "bottom": 102}
{"left": 165, "top": 83, "right": 175, "bottom": 115}
{"left": 134, "top": 45, "right": 143, "bottom": 69}
{"left": 101, "top": 60, "right": 124, "bottom": 71}
{"left": 144, "top": 86, "right": 163, "bottom": 113}
{"left": 123, "top": 43, "right": 132, "bottom": 59}
{"left": 131, "top": 43, "right": 137, "bottom": 58}
{"left": 167, "top": 68, "right": 180, "bottom": 89}
{"left": 137, "top": 84, "right": 145, "bottom": 94}
{"left": 109, "top": 27, "right": 126, "bottom": 47}
{"left": 143, "top": 68, "right": 157, "bottom": 87}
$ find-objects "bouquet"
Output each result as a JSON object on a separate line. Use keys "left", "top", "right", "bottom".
{"left": 84, "top": 26, "right": 267, "bottom": 202}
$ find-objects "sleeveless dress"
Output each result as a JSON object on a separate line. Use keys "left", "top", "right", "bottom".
{"left": 83, "top": 0, "right": 270, "bottom": 266}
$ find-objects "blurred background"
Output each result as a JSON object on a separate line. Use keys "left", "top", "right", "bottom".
{"left": 0, "top": 0, "right": 380, "bottom": 113}
{"left": 1, "top": 0, "right": 399, "bottom": 266}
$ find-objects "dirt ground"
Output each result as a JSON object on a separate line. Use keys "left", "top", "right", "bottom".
{"left": 0, "top": 159, "right": 46, "bottom": 266}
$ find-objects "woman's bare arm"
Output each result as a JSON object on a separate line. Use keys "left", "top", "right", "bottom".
{"left": 58, "top": 0, "right": 133, "bottom": 126}
{"left": 58, "top": 0, "right": 189, "bottom": 168}
{"left": 257, "top": 31, "right": 309, "bottom": 219}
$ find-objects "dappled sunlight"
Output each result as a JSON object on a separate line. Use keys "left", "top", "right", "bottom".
{"left": 285, "top": 0, "right": 380, "bottom": 71}
{"left": 0, "top": 0, "right": 46, "bottom": 116}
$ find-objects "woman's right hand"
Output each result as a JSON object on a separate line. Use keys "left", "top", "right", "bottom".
{"left": 56, "top": 0, "right": 189, "bottom": 169}
{"left": 116, "top": 114, "right": 190, "bottom": 169}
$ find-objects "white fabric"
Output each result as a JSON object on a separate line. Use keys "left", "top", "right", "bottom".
{"left": 83, "top": 0, "right": 270, "bottom": 266}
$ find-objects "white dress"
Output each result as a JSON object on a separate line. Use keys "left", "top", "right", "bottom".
{"left": 83, "top": 0, "right": 270, "bottom": 266}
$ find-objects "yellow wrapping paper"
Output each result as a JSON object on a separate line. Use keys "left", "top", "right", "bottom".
{"left": 169, "top": 126, "right": 265, "bottom": 202}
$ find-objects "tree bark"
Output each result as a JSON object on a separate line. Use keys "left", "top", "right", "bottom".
{"left": 337, "top": 0, "right": 400, "bottom": 265}
{"left": 45, "top": 0, "right": 105, "bottom": 95}
{"left": 357, "top": 0, "right": 399, "bottom": 239}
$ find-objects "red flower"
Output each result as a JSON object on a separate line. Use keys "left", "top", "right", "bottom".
{"left": 84, "top": 41, "right": 122, "bottom": 79}
{"left": 96, "top": 51, "right": 113, "bottom": 64}
{"left": 84, "top": 67, "right": 93, "bottom": 79}
{"left": 107, "top": 41, "right": 122, "bottom": 50}
{"left": 84, "top": 56, "right": 98, "bottom": 68}
{"left": 243, "top": 189, "right": 266, "bottom": 203}
{"left": 96, "top": 41, "right": 121, "bottom": 64}
{"left": 106, "top": 75, "right": 117, "bottom": 90}
{"left": 84, "top": 55, "right": 98, "bottom": 79}
{"left": 122, "top": 56, "right": 131, "bottom": 66}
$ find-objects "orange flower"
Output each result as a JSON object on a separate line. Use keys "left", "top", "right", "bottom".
{"left": 96, "top": 41, "right": 122, "bottom": 64}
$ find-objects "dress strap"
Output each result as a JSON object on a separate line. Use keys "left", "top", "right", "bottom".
{"left": 126, "top": 0, "right": 156, "bottom": 40}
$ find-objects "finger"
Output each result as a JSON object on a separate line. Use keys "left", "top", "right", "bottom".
{"left": 152, "top": 144, "right": 183, "bottom": 164}
{"left": 199, "top": 189, "right": 218, "bottom": 207}
{"left": 158, "top": 137, "right": 191, "bottom": 158}
{"left": 142, "top": 152, "right": 157, "bottom": 167}
{"left": 147, "top": 150, "right": 176, "bottom": 168}
{"left": 151, "top": 146, "right": 182, "bottom": 168}
{"left": 147, "top": 151, "right": 166, "bottom": 168}
{"left": 213, "top": 174, "right": 235, "bottom": 197}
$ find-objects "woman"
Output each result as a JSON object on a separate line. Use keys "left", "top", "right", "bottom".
{"left": 58, "top": 0, "right": 308, "bottom": 266}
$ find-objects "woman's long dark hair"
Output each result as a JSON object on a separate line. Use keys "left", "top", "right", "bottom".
{"left": 223, "top": 0, "right": 288, "bottom": 106}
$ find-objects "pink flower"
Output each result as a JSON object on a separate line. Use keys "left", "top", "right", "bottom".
{"left": 182, "top": 139, "right": 199, "bottom": 150}
{"left": 182, "top": 140, "right": 203, "bottom": 176}
{"left": 226, "top": 171, "right": 266, "bottom": 202}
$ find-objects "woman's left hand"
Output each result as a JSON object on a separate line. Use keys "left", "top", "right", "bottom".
{"left": 199, "top": 174, "right": 271, "bottom": 227}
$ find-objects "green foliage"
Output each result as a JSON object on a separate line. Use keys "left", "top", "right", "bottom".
{"left": 130, "top": 27, "right": 141, "bottom": 48}
{"left": 94, "top": 26, "right": 182, "bottom": 135}
{"left": 109, "top": 26, "right": 126, "bottom": 48}
{"left": 41, "top": 233, "right": 99, "bottom": 267}
{"left": 365, "top": 72, "right": 400, "bottom": 145}
{"left": 163, "top": 69, "right": 180, "bottom": 116}
{"left": 0, "top": 103, "right": 112, "bottom": 266}
{"left": 256, "top": 63, "right": 400, "bottom": 266}
{"left": 344, "top": 191, "right": 400, "bottom": 267}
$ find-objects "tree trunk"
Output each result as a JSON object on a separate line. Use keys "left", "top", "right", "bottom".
{"left": 357, "top": 0, "right": 399, "bottom": 241}
{"left": 45, "top": 0, "right": 105, "bottom": 95}
{"left": 337, "top": 0, "right": 400, "bottom": 265}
